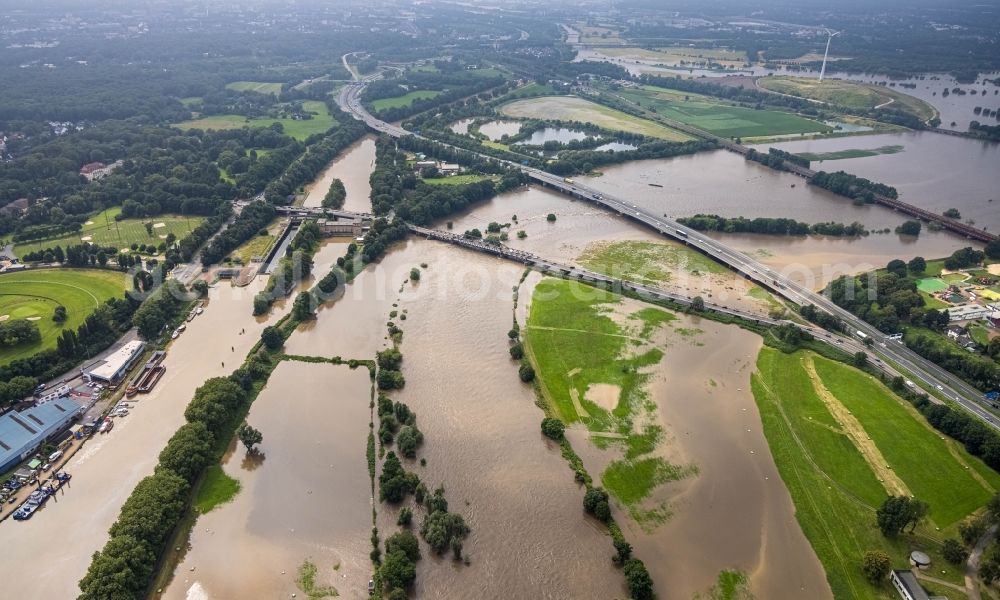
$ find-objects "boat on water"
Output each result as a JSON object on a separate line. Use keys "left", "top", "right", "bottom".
{"left": 126, "top": 351, "right": 167, "bottom": 396}
{"left": 177, "top": 323, "right": 186, "bottom": 332}
{"left": 98, "top": 418, "right": 113, "bottom": 434}
{"left": 648, "top": 183, "right": 663, "bottom": 188}
{"left": 170, "top": 330, "right": 179, "bottom": 340}
{"left": 195, "top": 306, "right": 204, "bottom": 315}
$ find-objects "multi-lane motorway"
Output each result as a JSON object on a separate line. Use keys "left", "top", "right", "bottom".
{"left": 337, "top": 80, "right": 1000, "bottom": 430}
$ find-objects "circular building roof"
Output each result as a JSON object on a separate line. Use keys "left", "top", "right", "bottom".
{"left": 910, "top": 550, "right": 931, "bottom": 566}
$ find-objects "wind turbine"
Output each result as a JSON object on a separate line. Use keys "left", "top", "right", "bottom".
{"left": 818, "top": 29, "right": 841, "bottom": 82}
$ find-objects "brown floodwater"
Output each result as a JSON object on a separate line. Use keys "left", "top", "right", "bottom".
{"left": 520, "top": 273, "right": 829, "bottom": 598}
{"left": 301, "top": 135, "right": 376, "bottom": 213}
{"left": 160, "top": 361, "right": 374, "bottom": 600}
{"left": 630, "top": 312, "right": 828, "bottom": 598}
{"left": 372, "top": 241, "right": 628, "bottom": 599}
{"left": 0, "top": 276, "right": 291, "bottom": 600}
{"left": 760, "top": 131, "right": 1000, "bottom": 233}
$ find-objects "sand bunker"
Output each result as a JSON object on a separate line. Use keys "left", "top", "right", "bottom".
{"left": 26, "top": 316, "right": 41, "bottom": 321}
{"left": 84, "top": 221, "right": 94, "bottom": 225}
{"left": 80, "top": 236, "right": 92, "bottom": 241}
{"left": 0, "top": 315, "right": 9, "bottom": 322}
{"left": 153, "top": 222, "right": 166, "bottom": 228}
{"left": 158, "top": 234, "right": 168, "bottom": 239}
{"left": 989, "top": 264, "right": 1000, "bottom": 276}
{"left": 585, "top": 383, "right": 621, "bottom": 412}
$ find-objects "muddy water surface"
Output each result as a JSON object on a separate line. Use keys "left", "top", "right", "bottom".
{"left": 477, "top": 119, "right": 522, "bottom": 141}
{"left": 301, "top": 135, "right": 376, "bottom": 212}
{"left": 374, "top": 241, "right": 627, "bottom": 599}
{"left": 638, "top": 317, "right": 828, "bottom": 599}
{"left": 161, "top": 361, "right": 373, "bottom": 600}
{"left": 0, "top": 276, "right": 288, "bottom": 600}
{"left": 761, "top": 131, "right": 1000, "bottom": 233}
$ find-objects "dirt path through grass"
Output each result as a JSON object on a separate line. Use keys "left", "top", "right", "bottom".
{"left": 802, "top": 355, "right": 910, "bottom": 497}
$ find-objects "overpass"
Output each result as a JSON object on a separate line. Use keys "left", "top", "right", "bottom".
{"left": 337, "top": 80, "right": 1000, "bottom": 431}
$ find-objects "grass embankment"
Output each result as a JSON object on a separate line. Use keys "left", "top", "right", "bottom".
{"left": 524, "top": 277, "right": 695, "bottom": 518}
{"left": 194, "top": 464, "right": 241, "bottom": 513}
{"left": 0, "top": 269, "right": 127, "bottom": 364}
{"left": 614, "top": 85, "right": 831, "bottom": 138}
{"left": 225, "top": 81, "right": 283, "bottom": 95}
{"left": 753, "top": 347, "right": 996, "bottom": 599}
{"left": 757, "top": 76, "right": 937, "bottom": 122}
{"left": 501, "top": 95, "right": 691, "bottom": 141}
{"left": 371, "top": 90, "right": 441, "bottom": 112}
{"left": 578, "top": 239, "right": 727, "bottom": 286}
{"left": 13, "top": 206, "right": 203, "bottom": 257}
{"left": 176, "top": 100, "right": 337, "bottom": 141}
{"left": 799, "top": 145, "right": 904, "bottom": 161}
{"left": 227, "top": 231, "right": 278, "bottom": 263}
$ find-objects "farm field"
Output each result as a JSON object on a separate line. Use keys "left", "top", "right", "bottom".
{"left": 0, "top": 269, "right": 127, "bottom": 364}
{"left": 225, "top": 81, "right": 283, "bottom": 95}
{"left": 13, "top": 207, "right": 204, "bottom": 258}
{"left": 501, "top": 95, "right": 691, "bottom": 140}
{"left": 370, "top": 90, "right": 441, "bottom": 112}
{"left": 615, "top": 85, "right": 831, "bottom": 138}
{"left": 175, "top": 100, "right": 337, "bottom": 141}
{"left": 757, "top": 76, "right": 937, "bottom": 122}
{"left": 598, "top": 46, "right": 747, "bottom": 68}
{"left": 753, "top": 348, "right": 993, "bottom": 599}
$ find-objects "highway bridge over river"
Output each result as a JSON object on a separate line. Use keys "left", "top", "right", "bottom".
{"left": 336, "top": 80, "right": 1000, "bottom": 430}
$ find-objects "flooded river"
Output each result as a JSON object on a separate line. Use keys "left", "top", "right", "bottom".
{"left": 301, "top": 135, "right": 376, "bottom": 213}
{"left": 761, "top": 131, "right": 1000, "bottom": 233}
{"left": 161, "top": 361, "right": 374, "bottom": 600}
{"left": 0, "top": 276, "right": 287, "bottom": 600}
{"left": 373, "top": 241, "right": 627, "bottom": 598}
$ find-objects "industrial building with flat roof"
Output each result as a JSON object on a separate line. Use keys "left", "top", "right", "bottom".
{"left": 87, "top": 340, "right": 145, "bottom": 384}
{"left": 0, "top": 397, "right": 83, "bottom": 472}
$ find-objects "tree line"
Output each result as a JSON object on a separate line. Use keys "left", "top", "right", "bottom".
{"left": 745, "top": 147, "right": 810, "bottom": 170}
{"left": 809, "top": 170, "right": 899, "bottom": 202}
{"left": 678, "top": 214, "right": 867, "bottom": 237}
{"left": 78, "top": 375, "right": 252, "bottom": 599}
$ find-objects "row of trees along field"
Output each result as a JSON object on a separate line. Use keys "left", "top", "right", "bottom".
{"left": 678, "top": 214, "right": 867, "bottom": 237}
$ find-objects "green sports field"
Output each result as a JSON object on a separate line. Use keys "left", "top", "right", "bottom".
{"left": 225, "top": 81, "right": 283, "bottom": 95}
{"left": 176, "top": 101, "right": 337, "bottom": 141}
{"left": 371, "top": 90, "right": 442, "bottom": 112}
{"left": 916, "top": 277, "right": 949, "bottom": 293}
{"left": 501, "top": 95, "right": 691, "bottom": 141}
{"left": 13, "top": 207, "right": 205, "bottom": 258}
{"left": 753, "top": 348, "right": 995, "bottom": 598}
{"left": 615, "top": 86, "right": 832, "bottom": 138}
{"left": 0, "top": 269, "right": 127, "bottom": 364}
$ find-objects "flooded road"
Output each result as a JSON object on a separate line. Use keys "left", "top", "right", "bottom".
{"left": 761, "top": 131, "right": 1000, "bottom": 233}
{"left": 376, "top": 241, "right": 627, "bottom": 599}
{"left": 0, "top": 276, "right": 287, "bottom": 600}
{"left": 301, "top": 135, "right": 376, "bottom": 213}
{"left": 161, "top": 361, "right": 374, "bottom": 600}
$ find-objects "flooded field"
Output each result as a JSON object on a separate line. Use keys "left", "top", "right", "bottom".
{"left": 449, "top": 118, "right": 474, "bottom": 135}
{"left": 761, "top": 131, "right": 1000, "bottom": 233}
{"left": 161, "top": 361, "right": 373, "bottom": 600}
{"left": 476, "top": 119, "right": 522, "bottom": 141}
{"left": 637, "top": 318, "right": 827, "bottom": 599}
{"left": 301, "top": 135, "right": 376, "bottom": 213}
{"left": 516, "top": 127, "right": 590, "bottom": 145}
{"left": 0, "top": 276, "right": 287, "bottom": 600}
{"left": 375, "top": 241, "right": 627, "bottom": 598}
{"left": 536, "top": 288, "right": 830, "bottom": 599}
